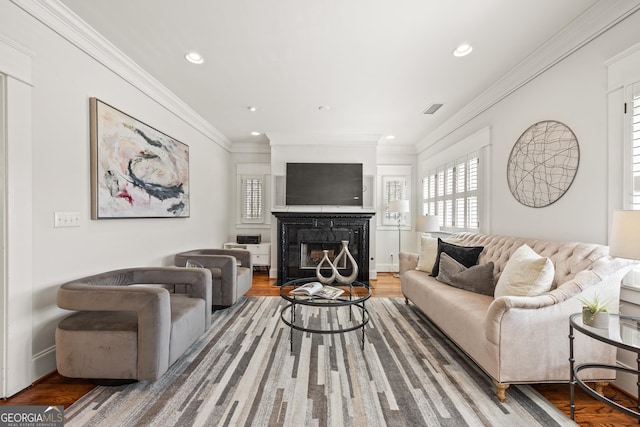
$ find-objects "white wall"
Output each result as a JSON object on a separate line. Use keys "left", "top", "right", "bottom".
{"left": 1, "top": 1, "right": 230, "bottom": 387}
{"left": 418, "top": 10, "right": 640, "bottom": 244}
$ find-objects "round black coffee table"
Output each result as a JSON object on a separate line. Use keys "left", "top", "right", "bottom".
{"left": 280, "top": 277, "right": 371, "bottom": 351}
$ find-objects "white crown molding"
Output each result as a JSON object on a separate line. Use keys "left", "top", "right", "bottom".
{"left": 230, "top": 141, "right": 272, "bottom": 154}
{"left": 416, "top": 0, "right": 640, "bottom": 154}
{"left": 11, "top": 0, "right": 233, "bottom": 152}
{"left": 267, "top": 132, "right": 381, "bottom": 147}
{"left": 0, "top": 33, "right": 34, "bottom": 85}
{"left": 376, "top": 143, "right": 417, "bottom": 157}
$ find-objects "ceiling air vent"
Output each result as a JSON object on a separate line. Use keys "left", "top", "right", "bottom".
{"left": 423, "top": 103, "right": 443, "bottom": 115}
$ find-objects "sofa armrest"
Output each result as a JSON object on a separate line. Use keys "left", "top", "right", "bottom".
{"left": 485, "top": 265, "right": 632, "bottom": 346}
{"left": 400, "top": 252, "right": 419, "bottom": 275}
{"left": 57, "top": 282, "right": 171, "bottom": 380}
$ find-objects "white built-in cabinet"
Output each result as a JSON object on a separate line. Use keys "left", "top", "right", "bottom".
{"left": 223, "top": 242, "right": 271, "bottom": 269}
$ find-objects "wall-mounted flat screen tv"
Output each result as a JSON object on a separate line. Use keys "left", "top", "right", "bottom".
{"left": 286, "top": 163, "right": 363, "bottom": 206}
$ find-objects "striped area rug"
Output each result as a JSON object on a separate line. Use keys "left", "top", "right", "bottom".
{"left": 65, "top": 297, "right": 575, "bottom": 426}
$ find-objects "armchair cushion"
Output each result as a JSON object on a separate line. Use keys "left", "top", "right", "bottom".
{"left": 168, "top": 296, "right": 207, "bottom": 363}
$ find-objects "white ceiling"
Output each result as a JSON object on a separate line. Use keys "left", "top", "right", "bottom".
{"left": 59, "top": 0, "right": 602, "bottom": 148}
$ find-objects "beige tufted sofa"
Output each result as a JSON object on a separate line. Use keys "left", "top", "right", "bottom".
{"left": 400, "top": 232, "right": 634, "bottom": 401}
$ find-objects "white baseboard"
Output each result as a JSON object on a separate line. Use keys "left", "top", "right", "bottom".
{"left": 32, "top": 345, "right": 56, "bottom": 382}
{"left": 376, "top": 263, "right": 398, "bottom": 273}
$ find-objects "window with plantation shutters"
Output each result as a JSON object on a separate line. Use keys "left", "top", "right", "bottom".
{"left": 630, "top": 82, "right": 640, "bottom": 209}
{"left": 422, "top": 152, "right": 480, "bottom": 232}
{"left": 383, "top": 177, "right": 406, "bottom": 224}
{"left": 241, "top": 177, "right": 263, "bottom": 221}
{"left": 236, "top": 163, "right": 270, "bottom": 226}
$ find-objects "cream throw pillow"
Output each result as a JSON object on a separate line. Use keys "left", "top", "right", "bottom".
{"left": 494, "top": 244, "right": 554, "bottom": 298}
{"left": 416, "top": 235, "right": 438, "bottom": 273}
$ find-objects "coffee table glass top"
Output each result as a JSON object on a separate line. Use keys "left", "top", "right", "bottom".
{"left": 280, "top": 277, "right": 371, "bottom": 306}
{"left": 570, "top": 312, "right": 640, "bottom": 352}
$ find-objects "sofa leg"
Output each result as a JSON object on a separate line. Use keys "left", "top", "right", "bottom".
{"left": 594, "top": 382, "right": 608, "bottom": 395}
{"left": 493, "top": 381, "right": 509, "bottom": 402}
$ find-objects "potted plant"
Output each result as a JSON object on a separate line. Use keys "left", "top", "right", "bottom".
{"left": 578, "top": 294, "right": 611, "bottom": 329}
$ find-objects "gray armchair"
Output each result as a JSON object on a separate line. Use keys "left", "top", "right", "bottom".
{"left": 55, "top": 267, "right": 211, "bottom": 382}
{"left": 175, "top": 248, "right": 253, "bottom": 307}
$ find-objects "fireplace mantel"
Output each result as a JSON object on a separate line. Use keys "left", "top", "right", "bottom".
{"left": 272, "top": 212, "right": 374, "bottom": 285}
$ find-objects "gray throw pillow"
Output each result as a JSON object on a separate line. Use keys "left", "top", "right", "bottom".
{"left": 436, "top": 252, "right": 495, "bottom": 296}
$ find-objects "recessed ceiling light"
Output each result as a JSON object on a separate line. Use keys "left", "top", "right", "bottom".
{"left": 453, "top": 43, "right": 473, "bottom": 57}
{"left": 185, "top": 52, "right": 204, "bottom": 64}
{"left": 318, "top": 105, "right": 331, "bottom": 111}
{"left": 250, "top": 131, "right": 261, "bottom": 136}
{"left": 247, "top": 106, "right": 257, "bottom": 112}
{"left": 386, "top": 135, "right": 396, "bottom": 140}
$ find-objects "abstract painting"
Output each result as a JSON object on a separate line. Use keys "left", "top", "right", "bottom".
{"left": 90, "top": 98, "right": 190, "bottom": 218}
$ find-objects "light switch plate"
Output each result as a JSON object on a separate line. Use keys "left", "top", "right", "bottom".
{"left": 54, "top": 211, "right": 80, "bottom": 228}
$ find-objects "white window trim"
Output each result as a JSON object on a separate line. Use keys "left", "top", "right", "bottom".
{"left": 235, "top": 163, "right": 271, "bottom": 228}
{"left": 419, "top": 127, "right": 491, "bottom": 234}
{"left": 607, "top": 42, "right": 640, "bottom": 290}
{"left": 240, "top": 175, "right": 265, "bottom": 224}
{"left": 376, "top": 165, "right": 412, "bottom": 230}
{"left": 381, "top": 175, "right": 408, "bottom": 226}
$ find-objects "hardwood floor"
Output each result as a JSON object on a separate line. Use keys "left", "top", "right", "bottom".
{"left": 2, "top": 272, "right": 638, "bottom": 426}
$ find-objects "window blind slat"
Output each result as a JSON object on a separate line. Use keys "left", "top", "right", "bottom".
{"left": 241, "top": 177, "right": 263, "bottom": 221}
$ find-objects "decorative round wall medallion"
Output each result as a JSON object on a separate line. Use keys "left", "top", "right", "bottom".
{"left": 507, "top": 120, "right": 579, "bottom": 208}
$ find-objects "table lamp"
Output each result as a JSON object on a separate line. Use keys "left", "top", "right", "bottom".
{"left": 416, "top": 214, "right": 441, "bottom": 237}
{"left": 389, "top": 199, "right": 410, "bottom": 277}
{"left": 609, "top": 210, "right": 640, "bottom": 260}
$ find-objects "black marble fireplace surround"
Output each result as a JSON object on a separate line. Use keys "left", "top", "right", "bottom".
{"left": 273, "top": 212, "right": 374, "bottom": 285}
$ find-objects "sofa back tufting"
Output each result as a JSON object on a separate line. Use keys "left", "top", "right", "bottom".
{"left": 453, "top": 233, "right": 612, "bottom": 290}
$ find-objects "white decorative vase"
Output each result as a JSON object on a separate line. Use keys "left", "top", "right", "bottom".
{"left": 316, "top": 250, "right": 336, "bottom": 284}
{"left": 333, "top": 240, "right": 359, "bottom": 285}
{"left": 582, "top": 308, "right": 609, "bottom": 329}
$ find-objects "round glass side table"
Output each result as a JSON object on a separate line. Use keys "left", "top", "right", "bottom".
{"left": 569, "top": 312, "right": 640, "bottom": 420}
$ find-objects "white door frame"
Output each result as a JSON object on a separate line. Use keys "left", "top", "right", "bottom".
{"left": 0, "top": 34, "right": 34, "bottom": 397}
